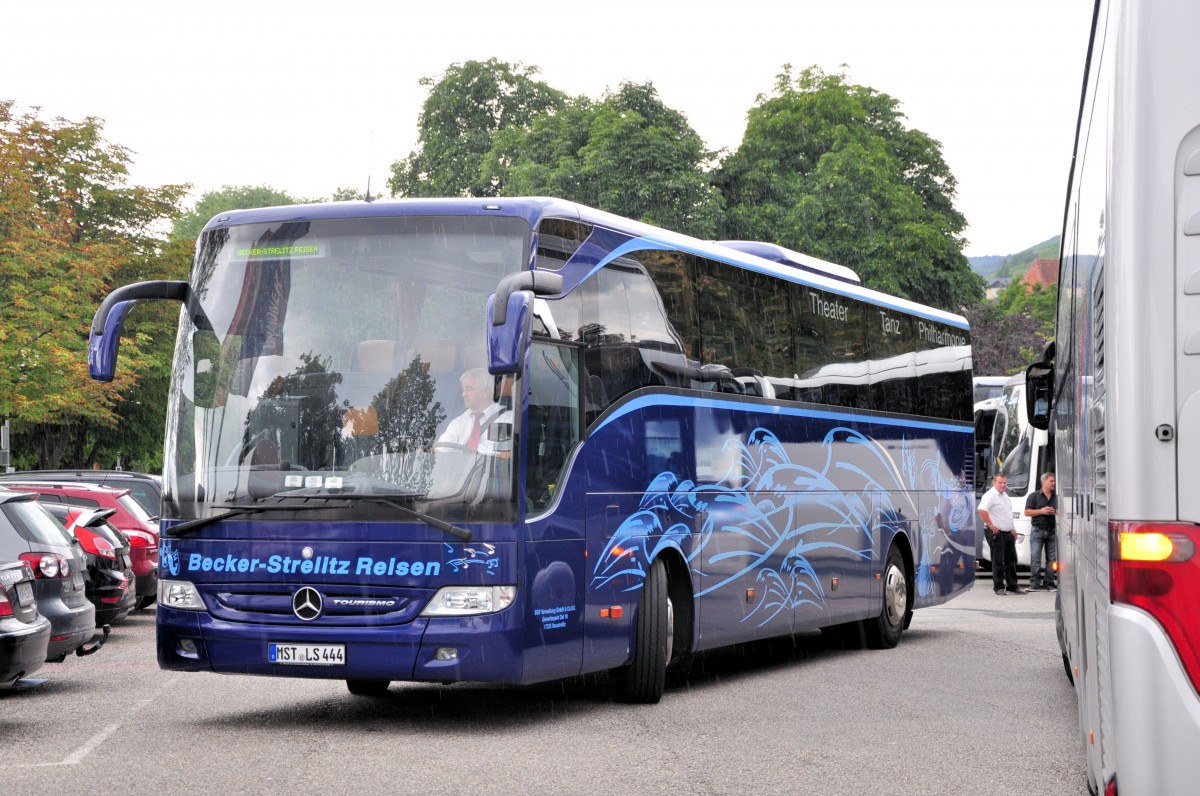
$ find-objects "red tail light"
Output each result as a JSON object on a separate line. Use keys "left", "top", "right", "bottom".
{"left": 1110, "top": 521, "right": 1200, "bottom": 693}
{"left": 0, "top": 590, "right": 13, "bottom": 617}
{"left": 75, "top": 526, "right": 117, "bottom": 559}
{"left": 19, "top": 552, "right": 69, "bottom": 579}
{"left": 124, "top": 529, "right": 156, "bottom": 547}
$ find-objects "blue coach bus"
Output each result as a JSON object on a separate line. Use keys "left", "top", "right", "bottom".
{"left": 89, "top": 197, "right": 975, "bottom": 702}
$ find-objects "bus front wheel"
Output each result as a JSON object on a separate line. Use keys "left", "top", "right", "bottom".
{"left": 621, "top": 557, "right": 669, "bottom": 704}
{"left": 865, "top": 544, "right": 909, "bottom": 649}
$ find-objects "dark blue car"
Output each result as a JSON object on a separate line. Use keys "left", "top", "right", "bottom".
{"left": 0, "top": 560, "right": 50, "bottom": 688}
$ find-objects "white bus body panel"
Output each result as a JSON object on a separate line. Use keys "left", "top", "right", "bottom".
{"left": 1110, "top": 605, "right": 1200, "bottom": 796}
{"left": 1176, "top": 126, "right": 1200, "bottom": 526}
{"left": 1058, "top": 0, "right": 1200, "bottom": 792}
{"left": 1105, "top": 0, "right": 1183, "bottom": 526}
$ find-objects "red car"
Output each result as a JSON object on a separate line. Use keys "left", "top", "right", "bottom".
{"left": 42, "top": 503, "right": 138, "bottom": 624}
{"left": 4, "top": 482, "right": 160, "bottom": 609}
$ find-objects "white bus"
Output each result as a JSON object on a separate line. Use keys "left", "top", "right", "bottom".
{"left": 1026, "top": 0, "right": 1200, "bottom": 792}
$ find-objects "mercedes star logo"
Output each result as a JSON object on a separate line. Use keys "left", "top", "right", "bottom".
{"left": 292, "top": 587, "right": 323, "bottom": 621}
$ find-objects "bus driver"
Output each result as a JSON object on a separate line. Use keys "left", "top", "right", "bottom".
{"left": 436, "top": 368, "right": 504, "bottom": 454}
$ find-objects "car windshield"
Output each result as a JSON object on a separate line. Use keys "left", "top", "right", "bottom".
{"left": 109, "top": 480, "right": 159, "bottom": 516}
{"left": 164, "top": 213, "right": 528, "bottom": 524}
{"left": 118, "top": 494, "right": 154, "bottom": 525}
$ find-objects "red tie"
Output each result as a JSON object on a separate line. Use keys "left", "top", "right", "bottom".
{"left": 467, "top": 412, "right": 482, "bottom": 450}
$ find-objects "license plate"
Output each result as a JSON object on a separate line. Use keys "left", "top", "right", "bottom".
{"left": 268, "top": 643, "right": 346, "bottom": 666}
{"left": 16, "top": 581, "right": 33, "bottom": 607}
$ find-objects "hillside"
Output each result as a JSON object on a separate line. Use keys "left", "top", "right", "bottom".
{"left": 969, "top": 236, "right": 1060, "bottom": 280}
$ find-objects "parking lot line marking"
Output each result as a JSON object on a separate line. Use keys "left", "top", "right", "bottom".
{"left": 0, "top": 674, "right": 179, "bottom": 769}
{"left": 64, "top": 674, "right": 180, "bottom": 766}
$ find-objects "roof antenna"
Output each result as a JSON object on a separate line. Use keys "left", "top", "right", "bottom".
{"left": 364, "top": 130, "right": 375, "bottom": 203}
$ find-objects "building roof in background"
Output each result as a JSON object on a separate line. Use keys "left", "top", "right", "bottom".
{"left": 1022, "top": 258, "right": 1060, "bottom": 290}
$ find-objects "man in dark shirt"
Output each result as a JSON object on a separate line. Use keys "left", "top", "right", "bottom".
{"left": 1024, "top": 472, "right": 1058, "bottom": 591}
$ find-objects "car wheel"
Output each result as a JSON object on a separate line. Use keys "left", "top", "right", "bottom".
{"left": 865, "top": 543, "right": 909, "bottom": 649}
{"left": 346, "top": 679, "right": 390, "bottom": 696}
{"left": 621, "top": 557, "right": 669, "bottom": 704}
{"left": 136, "top": 596, "right": 156, "bottom": 610}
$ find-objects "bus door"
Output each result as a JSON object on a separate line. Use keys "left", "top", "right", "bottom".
{"left": 522, "top": 340, "right": 586, "bottom": 683}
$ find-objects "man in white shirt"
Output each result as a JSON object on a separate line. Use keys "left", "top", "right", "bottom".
{"left": 978, "top": 474, "right": 1027, "bottom": 595}
{"left": 436, "top": 368, "right": 503, "bottom": 454}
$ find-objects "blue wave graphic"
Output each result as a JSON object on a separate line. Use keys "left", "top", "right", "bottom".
{"left": 590, "top": 426, "right": 970, "bottom": 624}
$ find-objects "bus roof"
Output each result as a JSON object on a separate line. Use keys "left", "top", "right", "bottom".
{"left": 203, "top": 196, "right": 967, "bottom": 329}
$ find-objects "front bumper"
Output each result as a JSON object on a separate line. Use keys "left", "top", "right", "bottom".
{"left": 157, "top": 604, "right": 526, "bottom": 683}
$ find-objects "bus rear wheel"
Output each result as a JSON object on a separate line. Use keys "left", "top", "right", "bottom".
{"left": 621, "top": 557, "right": 669, "bottom": 704}
{"left": 865, "top": 544, "right": 909, "bottom": 649}
{"left": 346, "top": 679, "right": 390, "bottom": 696}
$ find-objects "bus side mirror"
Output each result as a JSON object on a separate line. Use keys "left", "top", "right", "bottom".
{"left": 1025, "top": 361, "right": 1053, "bottom": 431}
{"left": 487, "top": 271, "right": 563, "bottom": 374}
{"left": 487, "top": 292, "right": 531, "bottom": 374}
{"left": 89, "top": 280, "right": 189, "bottom": 382}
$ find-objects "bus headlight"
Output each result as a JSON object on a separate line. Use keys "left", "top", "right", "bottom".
{"left": 159, "top": 579, "right": 205, "bottom": 610}
{"left": 421, "top": 585, "right": 516, "bottom": 616}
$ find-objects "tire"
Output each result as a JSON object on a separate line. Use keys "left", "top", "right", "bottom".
{"left": 622, "top": 557, "right": 669, "bottom": 704}
{"left": 136, "top": 595, "right": 156, "bottom": 610}
{"left": 865, "top": 544, "right": 909, "bottom": 649}
{"left": 346, "top": 679, "right": 390, "bottom": 697}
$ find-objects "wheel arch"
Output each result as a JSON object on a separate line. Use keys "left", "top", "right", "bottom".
{"left": 653, "top": 547, "right": 695, "bottom": 661}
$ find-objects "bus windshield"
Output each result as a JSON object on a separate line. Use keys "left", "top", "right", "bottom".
{"left": 164, "top": 214, "right": 529, "bottom": 523}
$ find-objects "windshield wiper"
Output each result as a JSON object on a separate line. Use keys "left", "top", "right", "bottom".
{"left": 322, "top": 494, "right": 472, "bottom": 542}
{"left": 167, "top": 501, "right": 352, "bottom": 538}
{"left": 165, "top": 494, "right": 472, "bottom": 542}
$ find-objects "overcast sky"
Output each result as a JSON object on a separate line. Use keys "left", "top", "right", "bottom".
{"left": 4, "top": 0, "right": 1091, "bottom": 257}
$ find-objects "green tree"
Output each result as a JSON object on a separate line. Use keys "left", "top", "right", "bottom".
{"left": 389, "top": 59, "right": 567, "bottom": 198}
{"left": 487, "top": 81, "right": 724, "bottom": 238}
{"left": 962, "top": 298, "right": 1049, "bottom": 376}
{"left": 332, "top": 185, "right": 372, "bottom": 202}
{"left": 994, "top": 277, "right": 1056, "bottom": 329}
{"left": 80, "top": 237, "right": 194, "bottom": 472}
{"left": 713, "top": 66, "right": 982, "bottom": 312}
{"left": 0, "top": 102, "right": 188, "bottom": 468}
{"left": 171, "top": 184, "right": 305, "bottom": 241}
